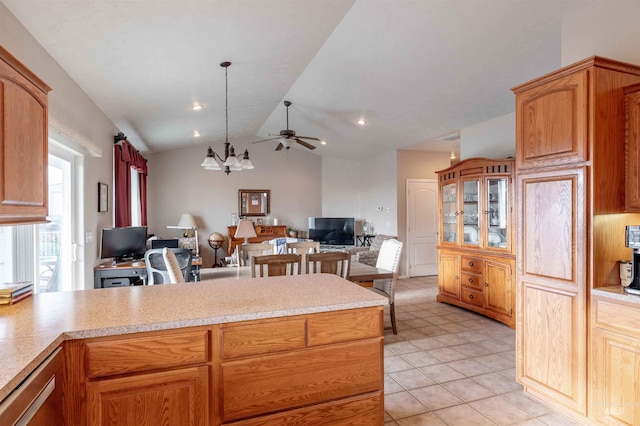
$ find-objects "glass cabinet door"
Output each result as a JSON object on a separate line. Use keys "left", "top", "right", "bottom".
{"left": 486, "top": 178, "right": 508, "bottom": 248}
{"left": 462, "top": 179, "right": 480, "bottom": 246}
{"left": 441, "top": 183, "right": 458, "bottom": 243}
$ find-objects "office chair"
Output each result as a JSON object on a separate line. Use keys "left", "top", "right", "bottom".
{"left": 144, "top": 248, "right": 192, "bottom": 284}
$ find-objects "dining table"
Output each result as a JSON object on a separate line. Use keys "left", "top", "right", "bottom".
{"left": 199, "top": 261, "right": 393, "bottom": 286}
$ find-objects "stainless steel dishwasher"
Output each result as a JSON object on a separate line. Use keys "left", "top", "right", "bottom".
{"left": 0, "top": 347, "right": 63, "bottom": 425}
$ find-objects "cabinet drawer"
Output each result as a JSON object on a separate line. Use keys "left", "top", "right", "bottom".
{"left": 460, "top": 256, "right": 483, "bottom": 274}
{"left": 222, "top": 391, "right": 382, "bottom": 425}
{"left": 461, "top": 272, "right": 482, "bottom": 289}
{"left": 86, "top": 330, "right": 209, "bottom": 378}
{"left": 595, "top": 298, "right": 640, "bottom": 338}
{"left": 461, "top": 287, "right": 484, "bottom": 308}
{"left": 221, "top": 318, "right": 306, "bottom": 359}
{"left": 221, "top": 339, "right": 382, "bottom": 422}
{"left": 308, "top": 307, "right": 382, "bottom": 346}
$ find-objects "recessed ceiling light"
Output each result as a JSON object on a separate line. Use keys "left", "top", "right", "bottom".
{"left": 193, "top": 131, "right": 200, "bottom": 137}
{"left": 357, "top": 118, "right": 367, "bottom": 126}
{"left": 321, "top": 139, "right": 327, "bottom": 145}
{"left": 191, "top": 104, "right": 203, "bottom": 111}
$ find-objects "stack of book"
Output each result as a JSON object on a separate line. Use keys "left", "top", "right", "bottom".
{"left": 0, "top": 281, "right": 34, "bottom": 305}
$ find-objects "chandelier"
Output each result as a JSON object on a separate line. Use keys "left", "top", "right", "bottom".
{"left": 201, "top": 61, "right": 254, "bottom": 174}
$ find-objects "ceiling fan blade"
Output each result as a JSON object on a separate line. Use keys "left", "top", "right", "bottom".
{"left": 296, "top": 139, "right": 316, "bottom": 150}
{"left": 275, "top": 142, "right": 284, "bottom": 151}
{"left": 252, "top": 136, "right": 281, "bottom": 144}
{"left": 295, "top": 135, "right": 320, "bottom": 141}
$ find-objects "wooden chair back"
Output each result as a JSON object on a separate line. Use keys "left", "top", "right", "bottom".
{"left": 306, "top": 251, "right": 351, "bottom": 279}
{"left": 237, "top": 243, "right": 272, "bottom": 266}
{"left": 251, "top": 254, "right": 302, "bottom": 277}
{"left": 285, "top": 241, "right": 320, "bottom": 254}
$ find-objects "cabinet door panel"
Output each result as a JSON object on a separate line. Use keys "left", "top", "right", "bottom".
{"left": 0, "top": 74, "right": 47, "bottom": 221}
{"left": 516, "top": 71, "right": 588, "bottom": 169}
{"left": 438, "top": 252, "right": 459, "bottom": 299}
{"left": 484, "top": 260, "right": 512, "bottom": 317}
{"left": 87, "top": 366, "right": 209, "bottom": 426}
{"left": 519, "top": 169, "right": 585, "bottom": 286}
{"left": 593, "top": 328, "right": 640, "bottom": 425}
{"left": 625, "top": 88, "right": 640, "bottom": 211}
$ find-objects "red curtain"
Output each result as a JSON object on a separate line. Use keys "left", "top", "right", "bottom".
{"left": 114, "top": 140, "right": 148, "bottom": 227}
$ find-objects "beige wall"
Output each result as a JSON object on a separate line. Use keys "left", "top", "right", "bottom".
{"left": 396, "top": 150, "right": 451, "bottom": 277}
{"left": 0, "top": 2, "right": 118, "bottom": 289}
{"left": 146, "top": 141, "right": 322, "bottom": 266}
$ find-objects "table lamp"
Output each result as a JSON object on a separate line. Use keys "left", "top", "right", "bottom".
{"left": 234, "top": 219, "right": 257, "bottom": 244}
{"left": 167, "top": 213, "right": 199, "bottom": 257}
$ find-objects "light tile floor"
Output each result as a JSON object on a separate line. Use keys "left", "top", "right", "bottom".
{"left": 383, "top": 276, "right": 583, "bottom": 425}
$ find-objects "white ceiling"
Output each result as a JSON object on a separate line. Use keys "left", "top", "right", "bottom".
{"left": 2, "top": 0, "right": 591, "bottom": 159}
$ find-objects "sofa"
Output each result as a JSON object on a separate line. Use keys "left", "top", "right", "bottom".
{"left": 344, "top": 234, "right": 397, "bottom": 266}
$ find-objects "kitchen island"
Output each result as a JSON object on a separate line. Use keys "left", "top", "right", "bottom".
{"left": 0, "top": 274, "right": 386, "bottom": 425}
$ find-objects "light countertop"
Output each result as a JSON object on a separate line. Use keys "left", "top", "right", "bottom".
{"left": 592, "top": 285, "right": 640, "bottom": 304}
{"left": 0, "top": 274, "right": 386, "bottom": 402}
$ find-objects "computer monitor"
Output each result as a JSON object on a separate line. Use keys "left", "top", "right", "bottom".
{"left": 100, "top": 226, "right": 148, "bottom": 263}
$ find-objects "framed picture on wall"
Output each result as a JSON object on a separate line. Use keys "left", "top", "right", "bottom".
{"left": 98, "top": 182, "right": 108, "bottom": 212}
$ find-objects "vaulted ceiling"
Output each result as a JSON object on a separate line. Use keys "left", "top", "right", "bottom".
{"left": 2, "top": 0, "right": 591, "bottom": 159}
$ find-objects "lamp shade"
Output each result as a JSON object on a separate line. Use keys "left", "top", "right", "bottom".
{"left": 234, "top": 219, "right": 257, "bottom": 239}
{"left": 177, "top": 213, "right": 197, "bottom": 229}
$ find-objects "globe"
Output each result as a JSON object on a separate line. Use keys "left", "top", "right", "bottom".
{"left": 208, "top": 232, "right": 225, "bottom": 249}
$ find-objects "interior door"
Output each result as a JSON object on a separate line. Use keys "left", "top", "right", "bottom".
{"left": 407, "top": 179, "right": 438, "bottom": 276}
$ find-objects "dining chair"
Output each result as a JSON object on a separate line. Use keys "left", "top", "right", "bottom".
{"left": 285, "top": 241, "right": 320, "bottom": 254}
{"left": 144, "top": 248, "right": 192, "bottom": 284}
{"left": 237, "top": 243, "right": 273, "bottom": 266}
{"left": 306, "top": 251, "right": 350, "bottom": 279}
{"left": 369, "top": 239, "right": 403, "bottom": 334}
{"left": 251, "top": 254, "right": 302, "bottom": 277}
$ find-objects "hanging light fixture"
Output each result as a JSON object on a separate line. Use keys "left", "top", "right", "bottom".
{"left": 201, "top": 61, "right": 254, "bottom": 174}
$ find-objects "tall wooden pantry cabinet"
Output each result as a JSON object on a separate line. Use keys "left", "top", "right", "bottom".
{"left": 512, "top": 56, "right": 640, "bottom": 423}
{"left": 437, "top": 158, "right": 516, "bottom": 328}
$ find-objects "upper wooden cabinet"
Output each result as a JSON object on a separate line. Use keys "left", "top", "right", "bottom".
{"left": 625, "top": 83, "right": 640, "bottom": 211}
{"left": 514, "top": 70, "right": 588, "bottom": 169}
{"left": 0, "top": 46, "right": 51, "bottom": 225}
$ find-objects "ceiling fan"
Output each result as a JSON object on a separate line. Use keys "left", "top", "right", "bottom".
{"left": 253, "top": 100, "right": 319, "bottom": 151}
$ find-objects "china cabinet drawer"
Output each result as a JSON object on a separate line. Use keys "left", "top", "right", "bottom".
{"left": 461, "top": 287, "right": 484, "bottom": 308}
{"left": 461, "top": 272, "right": 482, "bottom": 289}
{"left": 460, "top": 256, "right": 483, "bottom": 274}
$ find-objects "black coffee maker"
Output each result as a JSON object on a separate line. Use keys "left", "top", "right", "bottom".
{"left": 624, "top": 226, "right": 640, "bottom": 295}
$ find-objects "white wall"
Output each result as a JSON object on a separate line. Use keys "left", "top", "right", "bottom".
{"left": 358, "top": 151, "right": 397, "bottom": 237}
{"left": 561, "top": 0, "right": 640, "bottom": 67}
{"left": 0, "top": 2, "right": 118, "bottom": 289}
{"left": 146, "top": 141, "right": 322, "bottom": 266}
{"left": 460, "top": 113, "right": 516, "bottom": 160}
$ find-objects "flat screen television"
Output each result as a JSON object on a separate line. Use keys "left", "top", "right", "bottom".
{"left": 100, "top": 226, "right": 148, "bottom": 263}
{"left": 308, "top": 217, "right": 355, "bottom": 246}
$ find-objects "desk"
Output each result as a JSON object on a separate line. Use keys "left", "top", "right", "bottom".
{"left": 200, "top": 262, "right": 393, "bottom": 286}
{"left": 94, "top": 258, "right": 203, "bottom": 288}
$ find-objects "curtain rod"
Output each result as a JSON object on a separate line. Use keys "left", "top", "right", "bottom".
{"left": 114, "top": 132, "right": 127, "bottom": 144}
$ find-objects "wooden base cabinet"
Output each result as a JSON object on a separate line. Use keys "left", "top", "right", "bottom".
{"left": 437, "top": 250, "right": 515, "bottom": 328}
{"left": 592, "top": 297, "right": 640, "bottom": 425}
{"left": 63, "top": 307, "right": 384, "bottom": 425}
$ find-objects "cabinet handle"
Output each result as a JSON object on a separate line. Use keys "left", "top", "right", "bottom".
{"left": 483, "top": 210, "right": 489, "bottom": 214}
{"left": 468, "top": 261, "right": 473, "bottom": 267}
{"left": 484, "top": 282, "right": 488, "bottom": 287}
{"left": 468, "top": 294, "right": 474, "bottom": 299}
{"left": 468, "top": 278, "right": 474, "bottom": 283}
{"left": 455, "top": 276, "right": 459, "bottom": 280}
{"left": 455, "top": 211, "right": 460, "bottom": 216}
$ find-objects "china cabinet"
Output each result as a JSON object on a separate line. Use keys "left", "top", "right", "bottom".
{"left": 0, "top": 46, "right": 50, "bottom": 224}
{"left": 512, "top": 56, "right": 640, "bottom": 423}
{"left": 437, "top": 158, "right": 515, "bottom": 328}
